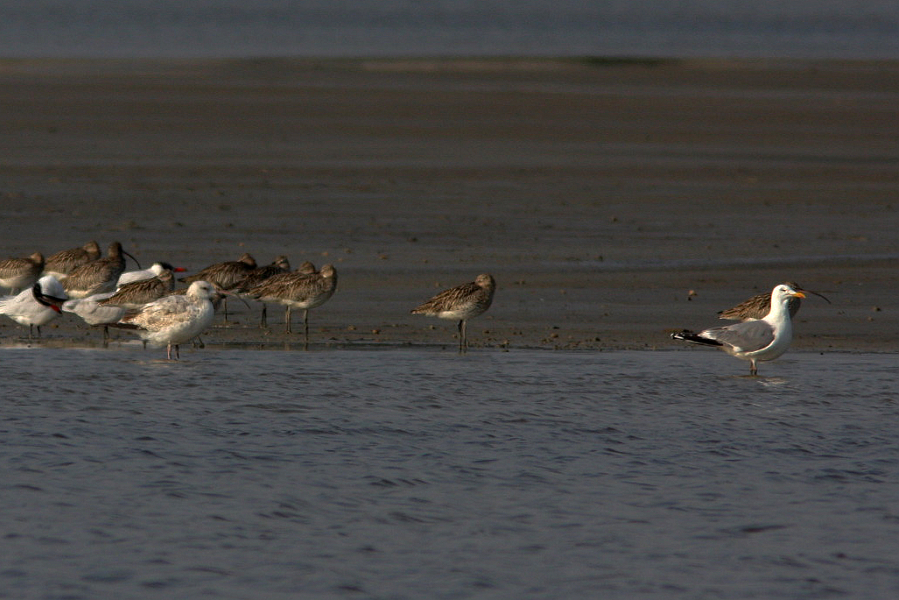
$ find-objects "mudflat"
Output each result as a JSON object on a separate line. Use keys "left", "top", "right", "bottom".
{"left": 0, "top": 58, "right": 896, "bottom": 351}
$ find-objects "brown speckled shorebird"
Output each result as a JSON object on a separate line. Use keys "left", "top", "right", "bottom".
{"left": 718, "top": 281, "right": 830, "bottom": 321}
{"left": 234, "top": 255, "right": 292, "bottom": 293}
{"left": 99, "top": 269, "right": 175, "bottom": 309}
{"left": 246, "top": 264, "right": 337, "bottom": 347}
{"left": 411, "top": 273, "right": 496, "bottom": 354}
{"left": 43, "top": 240, "right": 101, "bottom": 280}
{"left": 179, "top": 252, "right": 257, "bottom": 321}
{"left": 0, "top": 251, "right": 44, "bottom": 294}
{"left": 63, "top": 241, "right": 138, "bottom": 298}
{"left": 238, "top": 260, "right": 315, "bottom": 327}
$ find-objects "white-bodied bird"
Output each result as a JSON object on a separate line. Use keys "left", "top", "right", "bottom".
{"left": 672, "top": 283, "right": 807, "bottom": 376}
{"left": 0, "top": 275, "right": 68, "bottom": 338}
{"left": 114, "top": 280, "right": 219, "bottom": 360}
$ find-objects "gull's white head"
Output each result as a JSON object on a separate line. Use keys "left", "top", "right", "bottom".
{"left": 772, "top": 283, "right": 806, "bottom": 308}
{"left": 186, "top": 280, "right": 218, "bottom": 300}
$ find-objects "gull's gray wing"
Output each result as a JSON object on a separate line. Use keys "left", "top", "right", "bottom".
{"left": 701, "top": 320, "right": 775, "bottom": 352}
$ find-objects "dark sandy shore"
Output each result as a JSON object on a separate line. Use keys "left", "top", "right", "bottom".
{"left": 0, "top": 57, "right": 896, "bottom": 352}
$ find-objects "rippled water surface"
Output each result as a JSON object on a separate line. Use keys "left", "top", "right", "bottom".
{"left": 3, "top": 347, "right": 899, "bottom": 599}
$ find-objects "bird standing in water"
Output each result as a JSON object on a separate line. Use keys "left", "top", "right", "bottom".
{"left": 672, "top": 283, "right": 807, "bottom": 376}
{"left": 411, "top": 273, "right": 496, "bottom": 354}
{"left": 179, "top": 253, "right": 257, "bottom": 321}
{"left": 115, "top": 280, "right": 220, "bottom": 360}
{"left": 246, "top": 264, "right": 337, "bottom": 348}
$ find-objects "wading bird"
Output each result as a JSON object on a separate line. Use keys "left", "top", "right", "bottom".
{"left": 411, "top": 273, "right": 496, "bottom": 354}
{"left": 672, "top": 283, "right": 807, "bottom": 376}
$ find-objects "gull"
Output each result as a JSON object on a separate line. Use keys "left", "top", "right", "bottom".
{"left": 62, "top": 292, "right": 123, "bottom": 343}
{"left": 0, "top": 275, "right": 68, "bottom": 338}
{"left": 179, "top": 253, "right": 257, "bottom": 320}
{"left": 245, "top": 264, "right": 337, "bottom": 347}
{"left": 63, "top": 241, "right": 140, "bottom": 298}
{"left": 117, "top": 261, "right": 186, "bottom": 287}
{"left": 114, "top": 280, "right": 219, "bottom": 360}
{"left": 718, "top": 281, "right": 830, "bottom": 321}
{"left": 0, "top": 251, "right": 44, "bottom": 294}
{"left": 672, "top": 283, "right": 806, "bottom": 376}
{"left": 44, "top": 241, "right": 101, "bottom": 281}
{"left": 411, "top": 273, "right": 496, "bottom": 354}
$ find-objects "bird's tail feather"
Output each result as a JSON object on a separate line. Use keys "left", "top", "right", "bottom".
{"left": 671, "top": 330, "right": 723, "bottom": 347}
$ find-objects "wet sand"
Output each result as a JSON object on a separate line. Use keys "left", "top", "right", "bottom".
{"left": 0, "top": 57, "right": 897, "bottom": 352}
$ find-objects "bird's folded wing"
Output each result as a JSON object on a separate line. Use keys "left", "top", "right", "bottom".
{"left": 129, "top": 297, "right": 195, "bottom": 328}
{"left": 701, "top": 320, "right": 775, "bottom": 352}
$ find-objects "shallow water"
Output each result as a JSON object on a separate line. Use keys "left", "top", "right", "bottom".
{"left": 3, "top": 347, "right": 899, "bottom": 599}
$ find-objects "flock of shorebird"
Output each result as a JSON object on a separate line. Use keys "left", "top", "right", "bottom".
{"left": 0, "top": 240, "right": 827, "bottom": 374}
{"left": 0, "top": 240, "right": 496, "bottom": 360}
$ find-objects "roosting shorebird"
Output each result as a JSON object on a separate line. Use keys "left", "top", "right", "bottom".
{"left": 63, "top": 241, "right": 139, "bottom": 298}
{"left": 411, "top": 273, "right": 496, "bottom": 354}
{"left": 179, "top": 252, "right": 257, "bottom": 320}
{"left": 245, "top": 263, "right": 337, "bottom": 347}
{"left": 0, "top": 252, "right": 45, "bottom": 294}
{"left": 718, "top": 281, "right": 830, "bottom": 321}
{"left": 234, "top": 255, "right": 292, "bottom": 291}
{"left": 237, "top": 259, "right": 314, "bottom": 328}
{"left": 672, "top": 283, "right": 806, "bottom": 376}
{"left": 0, "top": 275, "right": 68, "bottom": 338}
{"left": 43, "top": 241, "right": 101, "bottom": 281}
{"left": 100, "top": 269, "right": 175, "bottom": 309}
{"left": 114, "top": 280, "right": 219, "bottom": 360}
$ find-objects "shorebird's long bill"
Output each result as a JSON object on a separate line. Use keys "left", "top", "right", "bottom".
{"left": 123, "top": 250, "right": 142, "bottom": 269}
{"left": 805, "top": 289, "right": 831, "bottom": 304}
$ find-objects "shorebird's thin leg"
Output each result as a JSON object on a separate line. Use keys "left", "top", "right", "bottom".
{"left": 260, "top": 304, "right": 267, "bottom": 328}
{"left": 285, "top": 306, "right": 292, "bottom": 334}
{"left": 303, "top": 310, "right": 310, "bottom": 350}
{"left": 750, "top": 360, "right": 758, "bottom": 376}
{"left": 167, "top": 343, "right": 173, "bottom": 360}
{"left": 222, "top": 297, "right": 229, "bottom": 322}
{"left": 458, "top": 320, "right": 466, "bottom": 354}
{"left": 175, "top": 344, "right": 180, "bottom": 360}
